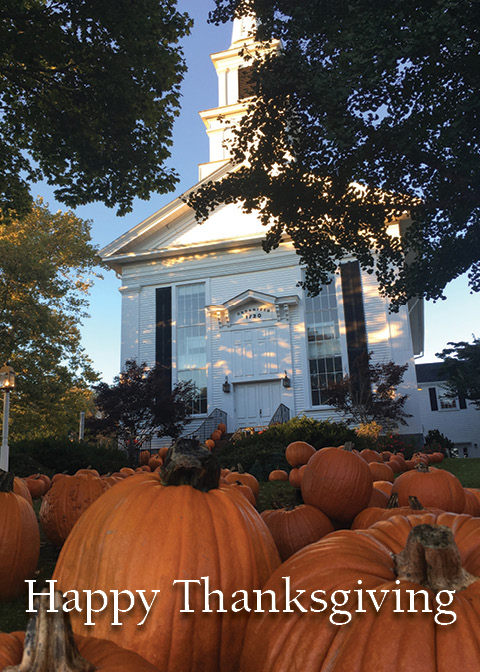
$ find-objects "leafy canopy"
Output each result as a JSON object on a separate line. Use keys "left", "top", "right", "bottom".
{"left": 89, "top": 359, "right": 198, "bottom": 445}
{"left": 189, "top": 0, "right": 480, "bottom": 309}
{"left": 0, "top": 0, "right": 192, "bottom": 218}
{"left": 0, "top": 199, "right": 100, "bottom": 439}
{"left": 437, "top": 337, "right": 480, "bottom": 409}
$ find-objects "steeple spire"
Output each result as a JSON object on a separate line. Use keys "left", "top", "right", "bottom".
{"left": 230, "top": 15, "right": 257, "bottom": 46}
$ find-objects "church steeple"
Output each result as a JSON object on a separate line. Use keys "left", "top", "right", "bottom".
{"left": 198, "top": 15, "right": 277, "bottom": 181}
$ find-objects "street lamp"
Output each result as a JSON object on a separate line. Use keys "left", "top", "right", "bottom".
{"left": 0, "top": 363, "right": 16, "bottom": 472}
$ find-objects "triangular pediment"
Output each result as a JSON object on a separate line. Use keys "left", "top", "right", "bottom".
{"left": 99, "top": 164, "right": 271, "bottom": 272}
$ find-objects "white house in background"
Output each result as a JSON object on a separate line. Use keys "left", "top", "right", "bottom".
{"left": 416, "top": 363, "right": 480, "bottom": 457}
{"left": 100, "top": 18, "right": 425, "bottom": 446}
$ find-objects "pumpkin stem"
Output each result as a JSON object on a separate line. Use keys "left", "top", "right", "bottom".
{"left": 3, "top": 590, "right": 95, "bottom": 672}
{"left": 0, "top": 469, "right": 14, "bottom": 492}
{"left": 394, "top": 524, "right": 479, "bottom": 592}
{"left": 343, "top": 441, "right": 355, "bottom": 452}
{"left": 407, "top": 496, "right": 425, "bottom": 510}
{"left": 160, "top": 437, "right": 220, "bottom": 491}
{"left": 387, "top": 493, "right": 399, "bottom": 508}
{"left": 414, "top": 462, "right": 430, "bottom": 472}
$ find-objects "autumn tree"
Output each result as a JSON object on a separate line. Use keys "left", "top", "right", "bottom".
{"left": 0, "top": 0, "right": 192, "bottom": 218}
{"left": 0, "top": 199, "right": 100, "bottom": 439}
{"left": 325, "top": 351, "right": 411, "bottom": 431}
{"left": 189, "top": 0, "right": 480, "bottom": 309}
{"left": 88, "top": 359, "right": 198, "bottom": 457}
{"left": 437, "top": 337, "right": 480, "bottom": 409}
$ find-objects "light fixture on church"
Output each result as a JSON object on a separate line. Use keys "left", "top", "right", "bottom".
{"left": 282, "top": 371, "right": 291, "bottom": 388}
{"left": 222, "top": 376, "right": 231, "bottom": 393}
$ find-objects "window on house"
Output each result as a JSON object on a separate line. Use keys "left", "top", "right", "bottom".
{"left": 438, "top": 392, "right": 458, "bottom": 410}
{"left": 177, "top": 283, "right": 207, "bottom": 414}
{"left": 305, "top": 280, "right": 343, "bottom": 406}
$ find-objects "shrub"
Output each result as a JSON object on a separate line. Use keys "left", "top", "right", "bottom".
{"left": 424, "top": 429, "right": 456, "bottom": 457}
{"left": 215, "top": 417, "right": 360, "bottom": 480}
{"left": 8, "top": 438, "right": 127, "bottom": 477}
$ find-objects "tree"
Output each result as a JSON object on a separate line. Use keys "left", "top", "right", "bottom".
{"left": 0, "top": 0, "right": 192, "bottom": 218}
{"left": 324, "top": 351, "right": 411, "bottom": 431}
{"left": 0, "top": 198, "right": 100, "bottom": 440}
{"left": 189, "top": 0, "right": 480, "bottom": 309}
{"left": 437, "top": 337, "right": 480, "bottom": 409}
{"left": 88, "top": 359, "right": 198, "bottom": 455}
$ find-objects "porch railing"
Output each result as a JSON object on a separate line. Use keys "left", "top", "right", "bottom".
{"left": 269, "top": 403, "right": 290, "bottom": 426}
{"left": 184, "top": 408, "right": 228, "bottom": 444}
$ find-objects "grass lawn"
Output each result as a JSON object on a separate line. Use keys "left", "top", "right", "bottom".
{"left": 1, "top": 458, "right": 479, "bottom": 635}
{"left": 434, "top": 457, "right": 480, "bottom": 488}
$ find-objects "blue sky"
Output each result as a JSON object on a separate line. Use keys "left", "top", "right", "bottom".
{"left": 34, "top": 0, "right": 479, "bottom": 383}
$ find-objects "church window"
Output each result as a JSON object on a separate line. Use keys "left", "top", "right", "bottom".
{"left": 305, "top": 281, "right": 343, "bottom": 406}
{"left": 177, "top": 283, "right": 207, "bottom": 414}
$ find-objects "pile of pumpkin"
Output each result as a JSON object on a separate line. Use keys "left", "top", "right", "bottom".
{"left": 1, "top": 438, "right": 480, "bottom": 671}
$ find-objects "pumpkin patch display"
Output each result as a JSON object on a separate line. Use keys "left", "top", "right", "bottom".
{"left": 0, "top": 470, "right": 40, "bottom": 600}
{"left": 52, "top": 439, "right": 280, "bottom": 672}
{"left": 240, "top": 514, "right": 480, "bottom": 671}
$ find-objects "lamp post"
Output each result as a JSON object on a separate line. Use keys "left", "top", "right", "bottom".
{"left": 0, "top": 363, "right": 16, "bottom": 472}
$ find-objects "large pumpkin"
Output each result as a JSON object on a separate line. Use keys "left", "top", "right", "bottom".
{"left": 240, "top": 513, "right": 480, "bottom": 671}
{"left": 391, "top": 463, "right": 466, "bottom": 512}
{"left": 0, "top": 590, "right": 159, "bottom": 671}
{"left": 0, "top": 470, "right": 40, "bottom": 600}
{"left": 285, "top": 441, "right": 315, "bottom": 467}
{"left": 261, "top": 505, "right": 334, "bottom": 561}
{"left": 53, "top": 439, "right": 281, "bottom": 672}
{"left": 39, "top": 473, "right": 109, "bottom": 547}
{"left": 301, "top": 446, "right": 373, "bottom": 523}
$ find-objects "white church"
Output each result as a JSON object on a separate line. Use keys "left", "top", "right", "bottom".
{"left": 100, "top": 18, "right": 425, "bottom": 446}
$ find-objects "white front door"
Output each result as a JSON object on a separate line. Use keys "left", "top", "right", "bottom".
{"left": 234, "top": 381, "right": 281, "bottom": 428}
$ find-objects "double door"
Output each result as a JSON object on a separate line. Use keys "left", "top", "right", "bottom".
{"left": 234, "top": 380, "right": 281, "bottom": 428}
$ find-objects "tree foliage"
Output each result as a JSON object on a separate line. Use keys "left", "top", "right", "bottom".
{"left": 437, "top": 337, "right": 480, "bottom": 408}
{"left": 88, "top": 359, "right": 198, "bottom": 448}
{"left": 189, "top": 0, "right": 480, "bottom": 309}
{"left": 0, "top": 0, "right": 192, "bottom": 218}
{"left": 0, "top": 199, "right": 100, "bottom": 439}
{"left": 325, "top": 351, "right": 411, "bottom": 431}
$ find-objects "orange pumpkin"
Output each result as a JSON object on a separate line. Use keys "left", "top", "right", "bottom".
{"left": 240, "top": 514, "right": 480, "bottom": 671}
{"left": 0, "top": 470, "right": 40, "bottom": 600}
{"left": 285, "top": 441, "right": 315, "bottom": 467}
{"left": 224, "top": 471, "right": 260, "bottom": 499}
{"left": 268, "top": 469, "right": 289, "bottom": 481}
{"left": 288, "top": 465, "right": 307, "bottom": 489}
{"left": 301, "top": 447, "right": 373, "bottom": 523}
{"left": 391, "top": 463, "right": 466, "bottom": 512}
{"left": 368, "top": 461, "right": 395, "bottom": 483}
{"left": 261, "top": 505, "right": 334, "bottom": 561}
{"left": 53, "top": 439, "right": 280, "bottom": 672}
{"left": 39, "top": 473, "right": 109, "bottom": 547}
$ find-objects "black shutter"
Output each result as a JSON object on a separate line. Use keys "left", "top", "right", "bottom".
{"left": 429, "top": 387, "right": 438, "bottom": 411}
{"left": 155, "top": 287, "right": 172, "bottom": 388}
{"left": 459, "top": 394, "right": 467, "bottom": 409}
{"left": 340, "top": 261, "right": 368, "bottom": 374}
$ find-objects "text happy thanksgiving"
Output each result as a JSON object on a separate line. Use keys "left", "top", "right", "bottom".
{"left": 26, "top": 578, "right": 458, "bottom": 626}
